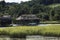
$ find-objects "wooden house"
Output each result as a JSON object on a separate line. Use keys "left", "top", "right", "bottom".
{"left": 16, "top": 14, "right": 40, "bottom": 25}
{"left": 0, "top": 15, "right": 12, "bottom": 27}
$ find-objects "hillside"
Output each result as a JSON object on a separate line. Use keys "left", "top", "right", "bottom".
{"left": 48, "top": 4, "right": 60, "bottom": 8}
{"left": 0, "top": 0, "right": 60, "bottom": 21}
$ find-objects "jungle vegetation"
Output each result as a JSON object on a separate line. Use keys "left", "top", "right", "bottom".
{"left": 0, "top": 0, "right": 60, "bottom": 21}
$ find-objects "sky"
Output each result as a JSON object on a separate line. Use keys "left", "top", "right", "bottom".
{"left": 5, "top": 0, "right": 31, "bottom": 3}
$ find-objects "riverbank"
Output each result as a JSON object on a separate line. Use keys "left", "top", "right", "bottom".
{"left": 0, "top": 24, "right": 60, "bottom": 38}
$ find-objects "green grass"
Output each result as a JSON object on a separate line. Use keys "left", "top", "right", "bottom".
{"left": 40, "top": 21, "right": 60, "bottom": 23}
{"left": 0, "top": 24, "right": 60, "bottom": 37}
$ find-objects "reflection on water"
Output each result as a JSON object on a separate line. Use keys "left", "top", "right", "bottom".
{"left": 0, "top": 37, "right": 60, "bottom": 40}
{"left": 0, "top": 35, "right": 26, "bottom": 40}
{"left": 0, "top": 35, "right": 60, "bottom": 40}
{"left": 0, "top": 38, "right": 26, "bottom": 40}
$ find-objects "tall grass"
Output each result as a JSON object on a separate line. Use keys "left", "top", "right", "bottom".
{"left": 0, "top": 25, "right": 60, "bottom": 37}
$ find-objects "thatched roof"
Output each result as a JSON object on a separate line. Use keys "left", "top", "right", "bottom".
{"left": 16, "top": 14, "right": 40, "bottom": 20}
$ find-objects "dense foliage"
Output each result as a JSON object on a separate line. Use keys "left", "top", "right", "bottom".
{"left": 0, "top": 0, "right": 60, "bottom": 21}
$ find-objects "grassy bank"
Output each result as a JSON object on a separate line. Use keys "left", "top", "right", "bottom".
{"left": 40, "top": 21, "right": 60, "bottom": 24}
{"left": 0, "top": 24, "right": 60, "bottom": 38}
